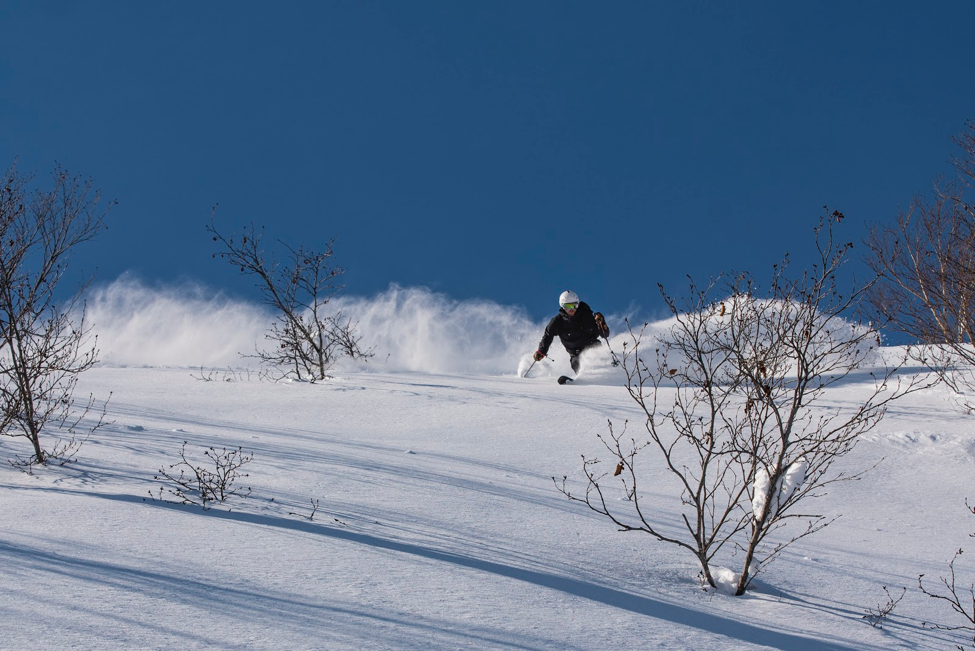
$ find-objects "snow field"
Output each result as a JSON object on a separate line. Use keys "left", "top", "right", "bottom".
{"left": 1, "top": 362, "right": 972, "bottom": 649}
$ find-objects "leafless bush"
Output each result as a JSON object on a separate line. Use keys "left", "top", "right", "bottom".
{"left": 208, "top": 215, "right": 372, "bottom": 381}
{"left": 288, "top": 498, "right": 320, "bottom": 521}
{"left": 0, "top": 163, "right": 112, "bottom": 465}
{"left": 862, "top": 585, "right": 907, "bottom": 628}
{"left": 190, "top": 366, "right": 253, "bottom": 383}
{"left": 865, "top": 119, "right": 975, "bottom": 408}
{"left": 558, "top": 211, "right": 926, "bottom": 595}
{"left": 152, "top": 441, "right": 253, "bottom": 510}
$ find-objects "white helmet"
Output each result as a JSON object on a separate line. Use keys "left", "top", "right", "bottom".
{"left": 559, "top": 290, "right": 580, "bottom": 309}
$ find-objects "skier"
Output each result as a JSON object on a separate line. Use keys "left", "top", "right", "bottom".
{"left": 533, "top": 290, "right": 610, "bottom": 374}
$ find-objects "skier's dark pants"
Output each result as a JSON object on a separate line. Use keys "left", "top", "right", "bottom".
{"left": 569, "top": 339, "right": 603, "bottom": 373}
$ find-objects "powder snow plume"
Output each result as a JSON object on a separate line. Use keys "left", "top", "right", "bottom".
{"left": 332, "top": 284, "right": 540, "bottom": 375}
{"left": 85, "top": 277, "right": 878, "bottom": 377}
{"left": 86, "top": 275, "right": 270, "bottom": 368}
{"left": 86, "top": 278, "right": 545, "bottom": 374}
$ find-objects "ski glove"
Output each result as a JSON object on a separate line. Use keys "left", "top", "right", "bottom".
{"left": 594, "top": 312, "right": 610, "bottom": 338}
{"left": 533, "top": 350, "right": 545, "bottom": 362}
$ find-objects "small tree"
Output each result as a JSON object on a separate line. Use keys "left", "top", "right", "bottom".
{"left": 0, "top": 164, "right": 112, "bottom": 465}
{"left": 865, "top": 119, "right": 975, "bottom": 406}
{"left": 208, "top": 215, "right": 371, "bottom": 381}
{"left": 558, "top": 211, "right": 924, "bottom": 595}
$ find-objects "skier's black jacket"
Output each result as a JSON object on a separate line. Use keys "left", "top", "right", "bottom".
{"left": 537, "top": 302, "right": 608, "bottom": 356}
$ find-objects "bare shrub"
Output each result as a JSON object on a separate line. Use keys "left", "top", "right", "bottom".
{"left": 865, "top": 119, "right": 975, "bottom": 408}
{"left": 152, "top": 441, "right": 253, "bottom": 510}
{"left": 862, "top": 585, "right": 907, "bottom": 629}
{"left": 190, "top": 366, "right": 253, "bottom": 383}
{"left": 558, "top": 211, "right": 926, "bottom": 595}
{"left": 288, "top": 498, "right": 320, "bottom": 521}
{"left": 208, "top": 215, "right": 371, "bottom": 381}
{"left": 0, "top": 163, "right": 112, "bottom": 466}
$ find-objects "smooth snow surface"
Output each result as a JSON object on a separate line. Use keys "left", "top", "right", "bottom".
{"left": 3, "top": 286, "right": 974, "bottom": 649}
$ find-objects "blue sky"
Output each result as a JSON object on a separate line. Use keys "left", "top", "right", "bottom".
{"left": 2, "top": 1, "right": 973, "bottom": 323}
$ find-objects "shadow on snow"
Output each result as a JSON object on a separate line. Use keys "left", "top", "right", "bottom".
{"left": 58, "top": 491, "right": 863, "bottom": 650}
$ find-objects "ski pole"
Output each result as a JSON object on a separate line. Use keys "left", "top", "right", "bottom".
{"left": 603, "top": 336, "right": 622, "bottom": 367}
{"left": 523, "top": 353, "right": 552, "bottom": 378}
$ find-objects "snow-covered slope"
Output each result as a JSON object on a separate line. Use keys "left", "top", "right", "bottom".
{"left": 2, "top": 361, "right": 973, "bottom": 650}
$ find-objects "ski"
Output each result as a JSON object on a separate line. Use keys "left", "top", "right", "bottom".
{"left": 557, "top": 375, "right": 574, "bottom": 385}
